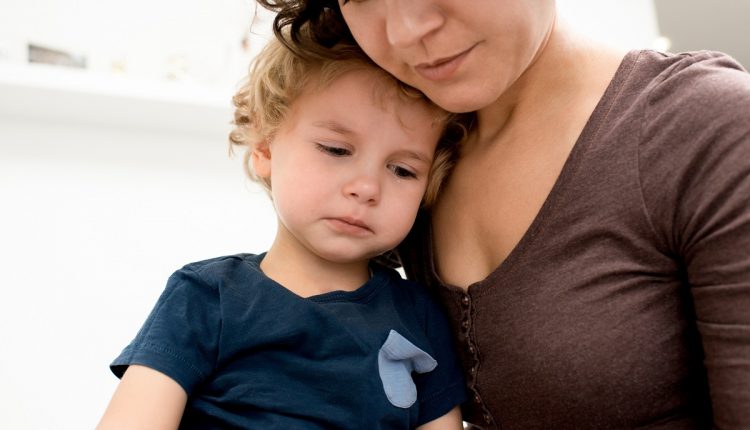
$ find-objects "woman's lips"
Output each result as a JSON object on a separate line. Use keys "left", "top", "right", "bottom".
{"left": 414, "top": 45, "right": 475, "bottom": 81}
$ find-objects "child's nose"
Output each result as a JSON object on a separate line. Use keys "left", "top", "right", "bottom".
{"left": 343, "top": 174, "right": 381, "bottom": 205}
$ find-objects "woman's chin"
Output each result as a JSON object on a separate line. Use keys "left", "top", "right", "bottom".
{"left": 425, "top": 87, "right": 498, "bottom": 113}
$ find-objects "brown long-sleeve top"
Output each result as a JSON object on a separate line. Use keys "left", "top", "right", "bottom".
{"left": 399, "top": 50, "right": 750, "bottom": 429}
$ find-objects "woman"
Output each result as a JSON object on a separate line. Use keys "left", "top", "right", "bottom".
{"left": 257, "top": 1, "right": 750, "bottom": 428}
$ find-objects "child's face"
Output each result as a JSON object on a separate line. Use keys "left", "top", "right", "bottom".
{"left": 253, "top": 68, "right": 443, "bottom": 264}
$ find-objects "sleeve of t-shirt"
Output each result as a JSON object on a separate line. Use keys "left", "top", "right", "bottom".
{"left": 110, "top": 266, "right": 221, "bottom": 395}
{"left": 639, "top": 51, "right": 750, "bottom": 428}
{"left": 411, "top": 284, "right": 468, "bottom": 426}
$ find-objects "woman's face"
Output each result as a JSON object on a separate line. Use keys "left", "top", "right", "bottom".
{"left": 339, "top": 0, "right": 557, "bottom": 113}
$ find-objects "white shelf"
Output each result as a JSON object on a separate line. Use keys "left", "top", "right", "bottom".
{"left": 0, "top": 62, "right": 236, "bottom": 136}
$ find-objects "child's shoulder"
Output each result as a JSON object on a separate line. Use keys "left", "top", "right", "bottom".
{"left": 374, "top": 262, "right": 428, "bottom": 294}
{"left": 173, "top": 253, "right": 263, "bottom": 289}
{"left": 180, "top": 252, "right": 259, "bottom": 272}
{"left": 374, "top": 263, "right": 445, "bottom": 319}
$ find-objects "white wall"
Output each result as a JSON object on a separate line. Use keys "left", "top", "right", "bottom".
{"left": 0, "top": 117, "right": 278, "bottom": 428}
{"left": 0, "top": 1, "right": 659, "bottom": 428}
{"left": 558, "top": 0, "right": 661, "bottom": 49}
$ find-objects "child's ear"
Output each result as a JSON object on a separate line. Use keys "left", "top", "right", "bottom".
{"left": 251, "top": 142, "right": 272, "bottom": 179}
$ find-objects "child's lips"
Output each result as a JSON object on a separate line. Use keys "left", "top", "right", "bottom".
{"left": 326, "top": 217, "right": 373, "bottom": 235}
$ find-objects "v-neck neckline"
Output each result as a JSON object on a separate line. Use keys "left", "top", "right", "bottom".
{"left": 430, "top": 50, "right": 642, "bottom": 296}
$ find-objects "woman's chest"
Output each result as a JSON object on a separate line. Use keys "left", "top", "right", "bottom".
{"left": 437, "top": 229, "right": 701, "bottom": 429}
{"left": 431, "top": 138, "right": 570, "bottom": 289}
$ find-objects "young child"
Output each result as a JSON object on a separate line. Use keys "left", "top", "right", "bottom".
{"left": 97, "top": 37, "right": 467, "bottom": 429}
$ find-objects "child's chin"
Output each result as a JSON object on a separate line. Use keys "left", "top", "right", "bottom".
{"left": 316, "top": 249, "right": 387, "bottom": 265}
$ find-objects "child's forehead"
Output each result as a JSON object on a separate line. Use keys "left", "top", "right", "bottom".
{"left": 304, "top": 67, "right": 445, "bottom": 125}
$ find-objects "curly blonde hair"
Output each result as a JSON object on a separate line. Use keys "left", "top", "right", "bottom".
{"left": 229, "top": 38, "right": 465, "bottom": 207}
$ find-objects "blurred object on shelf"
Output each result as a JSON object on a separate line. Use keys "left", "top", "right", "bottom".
{"left": 28, "top": 43, "right": 86, "bottom": 69}
{"left": 0, "top": 43, "right": 10, "bottom": 61}
{"left": 165, "top": 53, "right": 189, "bottom": 82}
{"left": 110, "top": 58, "right": 128, "bottom": 76}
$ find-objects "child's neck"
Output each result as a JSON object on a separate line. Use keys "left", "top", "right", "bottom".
{"left": 260, "top": 245, "right": 371, "bottom": 298}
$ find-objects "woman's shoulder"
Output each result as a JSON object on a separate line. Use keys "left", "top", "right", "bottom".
{"left": 629, "top": 49, "right": 749, "bottom": 107}
{"left": 615, "top": 49, "right": 750, "bottom": 154}
{"left": 635, "top": 49, "right": 745, "bottom": 70}
{"left": 629, "top": 49, "right": 746, "bottom": 77}
{"left": 630, "top": 51, "right": 750, "bottom": 253}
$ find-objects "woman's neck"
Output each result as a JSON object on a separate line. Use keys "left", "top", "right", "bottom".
{"left": 473, "top": 20, "right": 619, "bottom": 148}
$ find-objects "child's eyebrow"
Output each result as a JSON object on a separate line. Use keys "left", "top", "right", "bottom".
{"left": 312, "top": 120, "right": 355, "bottom": 136}
{"left": 395, "top": 149, "right": 432, "bottom": 164}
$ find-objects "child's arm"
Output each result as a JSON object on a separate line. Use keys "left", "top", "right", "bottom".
{"left": 416, "top": 406, "right": 463, "bottom": 430}
{"left": 97, "top": 365, "right": 188, "bottom": 430}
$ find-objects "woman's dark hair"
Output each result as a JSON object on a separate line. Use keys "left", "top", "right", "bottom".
{"left": 256, "top": 0, "right": 358, "bottom": 60}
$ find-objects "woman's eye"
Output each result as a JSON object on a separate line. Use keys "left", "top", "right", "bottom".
{"left": 341, "top": 0, "right": 371, "bottom": 6}
{"left": 341, "top": 0, "right": 370, "bottom": 7}
{"left": 390, "top": 165, "right": 417, "bottom": 179}
{"left": 316, "top": 143, "right": 351, "bottom": 157}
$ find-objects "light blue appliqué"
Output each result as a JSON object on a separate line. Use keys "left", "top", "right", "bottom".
{"left": 378, "top": 329, "right": 438, "bottom": 408}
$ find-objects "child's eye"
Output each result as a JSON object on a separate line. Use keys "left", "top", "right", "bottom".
{"left": 389, "top": 165, "right": 418, "bottom": 179}
{"left": 316, "top": 143, "right": 351, "bottom": 157}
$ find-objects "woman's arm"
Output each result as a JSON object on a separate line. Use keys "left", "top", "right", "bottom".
{"left": 639, "top": 52, "right": 750, "bottom": 426}
{"left": 417, "top": 406, "right": 463, "bottom": 430}
{"left": 97, "top": 365, "right": 188, "bottom": 430}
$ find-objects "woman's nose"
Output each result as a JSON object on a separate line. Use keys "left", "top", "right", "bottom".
{"left": 342, "top": 174, "right": 381, "bottom": 205}
{"left": 384, "top": 0, "right": 445, "bottom": 48}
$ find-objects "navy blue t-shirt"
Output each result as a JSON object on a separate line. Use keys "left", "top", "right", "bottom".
{"left": 111, "top": 253, "right": 466, "bottom": 429}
